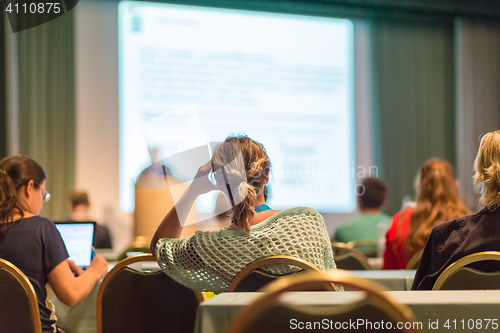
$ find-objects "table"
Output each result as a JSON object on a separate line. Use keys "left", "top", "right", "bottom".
{"left": 195, "top": 290, "right": 500, "bottom": 333}
{"left": 349, "top": 270, "right": 415, "bottom": 290}
{"left": 367, "top": 257, "right": 383, "bottom": 270}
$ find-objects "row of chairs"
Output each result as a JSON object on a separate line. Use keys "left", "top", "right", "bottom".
{"left": 3, "top": 251, "right": 500, "bottom": 332}
{"left": 333, "top": 241, "right": 423, "bottom": 270}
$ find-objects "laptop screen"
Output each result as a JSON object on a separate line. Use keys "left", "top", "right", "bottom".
{"left": 55, "top": 222, "right": 96, "bottom": 269}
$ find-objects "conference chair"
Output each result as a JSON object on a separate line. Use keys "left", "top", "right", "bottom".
{"left": 97, "top": 254, "right": 203, "bottom": 333}
{"left": 227, "top": 255, "right": 334, "bottom": 292}
{"left": 0, "top": 258, "right": 42, "bottom": 333}
{"left": 405, "top": 249, "right": 424, "bottom": 270}
{"left": 332, "top": 242, "right": 372, "bottom": 270}
{"left": 227, "top": 270, "right": 422, "bottom": 333}
{"left": 433, "top": 251, "right": 500, "bottom": 290}
{"left": 346, "top": 240, "right": 378, "bottom": 258}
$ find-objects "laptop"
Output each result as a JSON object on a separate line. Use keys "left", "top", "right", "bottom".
{"left": 55, "top": 221, "right": 96, "bottom": 269}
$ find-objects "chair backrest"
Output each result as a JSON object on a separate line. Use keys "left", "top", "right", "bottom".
{"left": 0, "top": 258, "right": 42, "bottom": 333}
{"left": 227, "top": 270, "right": 422, "bottom": 333}
{"left": 405, "top": 249, "right": 423, "bottom": 270}
{"left": 227, "top": 255, "right": 334, "bottom": 292}
{"left": 332, "top": 243, "right": 372, "bottom": 270}
{"left": 433, "top": 251, "right": 500, "bottom": 290}
{"left": 96, "top": 254, "right": 203, "bottom": 333}
{"left": 346, "top": 240, "right": 378, "bottom": 258}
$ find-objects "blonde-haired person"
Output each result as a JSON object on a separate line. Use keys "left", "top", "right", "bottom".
{"left": 0, "top": 156, "right": 108, "bottom": 333}
{"left": 150, "top": 135, "right": 335, "bottom": 294}
{"left": 383, "top": 158, "right": 470, "bottom": 270}
{"left": 412, "top": 130, "right": 500, "bottom": 289}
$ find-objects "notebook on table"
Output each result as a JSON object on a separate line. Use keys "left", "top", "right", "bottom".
{"left": 54, "top": 221, "right": 96, "bottom": 269}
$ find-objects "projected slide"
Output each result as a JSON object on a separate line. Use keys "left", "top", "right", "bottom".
{"left": 119, "top": 1, "right": 355, "bottom": 214}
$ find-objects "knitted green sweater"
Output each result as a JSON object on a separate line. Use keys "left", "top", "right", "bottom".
{"left": 155, "top": 206, "right": 335, "bottom": 294}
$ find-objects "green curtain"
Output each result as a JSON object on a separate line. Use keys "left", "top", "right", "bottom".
{"left": 371, "top": 18, "right": 456, "bottom": 215}
{"left": 0, "top": 12, "right": 6, "bottom": 159}
{"left": 16, "top": 11, "right": 75, "bottom": 220}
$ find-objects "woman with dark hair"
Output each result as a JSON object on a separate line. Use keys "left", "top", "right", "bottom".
{"left": 412, "top": 130, "right": 500, "bottom": 289}
{"left": 151, "top": 135, "right": 335, "bottom": 294}
{"left": 0, "top": 156, "right": 108, "bottom": 333}
{"left": 382, "top": 158, "right": 470, "bottom": 270}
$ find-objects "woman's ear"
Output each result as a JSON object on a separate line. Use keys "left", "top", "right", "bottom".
{"left": 263, "top": 169, "right": 270, "bottom": 185}
{"left": 24, "top": 180, "right": 35, "bottom": 198}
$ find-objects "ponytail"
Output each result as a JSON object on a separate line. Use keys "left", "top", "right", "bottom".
{"left": 212, "top": 136, "right": 270, "bottom": 233}
{"left": 232, "top": 182, "right": 257, "bottom": 233}
{"left": 0, "top": 172, "right": 21, "bottom": 236}
{"left": 0, "top": 155, "right": 46, "bottom": 236}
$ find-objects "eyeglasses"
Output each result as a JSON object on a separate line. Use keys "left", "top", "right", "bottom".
{"left": 42, "top": 190, "right": 51, "bottom": 202}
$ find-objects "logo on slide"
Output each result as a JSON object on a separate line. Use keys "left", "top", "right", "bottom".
{"left": 4, "top": 0, "right": 79, "bottom": 33}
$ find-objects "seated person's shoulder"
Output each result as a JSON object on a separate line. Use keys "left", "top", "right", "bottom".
{"left": 278, "top": 207, "right": 326, "bottom": 228}
{"left": 280, "top": 206, "right": 323, "bottom": 218}
{"left": 429, "top": 214, "right": 470, "bottom": 243}
{"left": 435, "top": 214, "right": 469, "bottom": 232}
{"left": 333, "top": 220, "right": 353, "bottom": 239}
{"left": 380, "top": 212, "right": 392, "bottom": 222}
{"left": 28, "top": 216, "right": 58, "bottom": 230}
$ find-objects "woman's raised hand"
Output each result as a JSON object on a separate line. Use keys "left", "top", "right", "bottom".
{"left": 189, "top": 161, "right": 217, "bottom": 195}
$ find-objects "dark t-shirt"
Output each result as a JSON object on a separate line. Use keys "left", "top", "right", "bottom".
{"left": 0, "top": 216, "right": 69, "bottom": 333}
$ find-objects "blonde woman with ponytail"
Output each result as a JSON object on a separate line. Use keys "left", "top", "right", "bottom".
{"left": 151, "top": 135, "right": 335, "bottom": 294}
{"left": 0, "top": 156, "right": 108, "bottom": 333}
{"left": 412, "top": 130, "right": 500, "bottom": 290}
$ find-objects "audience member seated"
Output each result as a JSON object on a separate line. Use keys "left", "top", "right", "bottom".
{"left": 68, "top": 190, "right": 113, "bottom": 249}
{"left": 383, "top": 158, "right": 470, "bottom": 270}
{"left": 412, "top": 130, "right": 500, "bottom": 289}
{"left": 150, "top": 135, "right": 335, "bottom": 294}
{"left": 0, "top": 156, "right": 108, "bottom": 333}
{"left": 333, "top": 177, "right": 390, "bottom": 247}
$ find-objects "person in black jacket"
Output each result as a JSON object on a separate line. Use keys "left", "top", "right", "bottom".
{"left": 412, "top": 130, "right": 500, "bottom": 290}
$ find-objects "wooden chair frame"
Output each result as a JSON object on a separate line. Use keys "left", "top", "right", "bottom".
{"left": 332, "top": 242, "right": 372, "bottom": 270}
{"left": 432, "top": 251, "right": 500, "bottom": 290}
{"left": 227, "top": 270, "right": 421, "bottom": 333}
{"left": 331, "top": 241, "right": 349, "bottom": 251}
{"left": 227, "top": 255, "right": 327, "bottom": 292}
{"left": 346, "top": 240, "right": 378, "bottom": 254}
{"left": 405, "top": 249, "right": 424, "bottom": 270}
{"left": 0, "top": 258, "right": 42, "bottom": 333}
{"left": 96, "top": 254, "right": 204, "bottom": 333}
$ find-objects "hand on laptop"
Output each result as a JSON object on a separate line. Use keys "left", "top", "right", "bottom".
{"left": 67, "top": 259, "right": 84, "bottom": 276}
